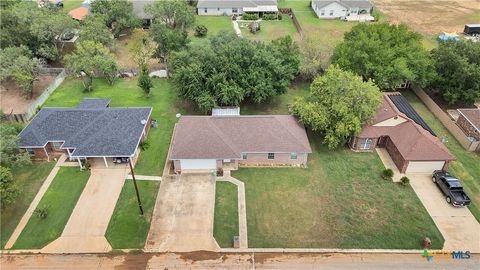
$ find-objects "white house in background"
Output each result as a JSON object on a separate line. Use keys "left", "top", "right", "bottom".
{"left": 197, "top": 0, "right": 278, "bottom": 16}
{"left": 311, "top": 0, "right": 374, "bottom": 21}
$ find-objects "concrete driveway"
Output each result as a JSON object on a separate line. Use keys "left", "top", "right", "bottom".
{"left": 42, "top": 167, "right": 128, "bottom": 253}
{"left": 145, "top": 173, "right": 219, "bottom": 252}
{"left": 409, "top": 174, "right": 480, "bottom": 252}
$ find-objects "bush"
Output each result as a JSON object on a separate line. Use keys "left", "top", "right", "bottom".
{"left": 263, "top": 14, "right": 277, "bottom": 20}
{"left": 140, "top": 140, "right": 150, "bottom": 151}
{"left": 0, "top": 166, "right": 19, "bottom": 207}
{"left": 194, "top": 24, "right": 208, "bottom": 37}
{"left": 382, "top": 168, "right": 394, "bottom": 180}
{"left": 34, "top": 207, "right": 48, "bottom": 219}
{"left": 82, "top": 159, "right": 91, "bottom": 171}
{"left": 242, "top": 13, "right": 258, "bottom": 20}
{"left": 278, "top": 12, "right": 283, "bottom": 20}
{"left": 400, "top": 176, "right": 410, "bottom": 186}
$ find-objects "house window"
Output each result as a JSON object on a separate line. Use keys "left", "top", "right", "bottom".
{"left": 52, "top": 141, "right": 63, "bottom": 149}
{"left": 217, "top": 8, "right": 220, "bottom": 11}
{"left": 242, "top": 153, "right": 247, "bottom": 160}
{"left": 268, "top": 153, "right": 275, "bottom": 160}
{"left": 26, "top": 148, "right": 34, "bottom": 155}
{"left": 320, "top": 10, "right": 325, "bottom": 16}
{"left": 290, "top": 152, "right": 297, "bottom": 160}
{"left": 359, "top": 138, "right": 373, "bottom": 150}
{"left": 204, "top": 8, "right": 208, "bottom": 13}
{"left": 329, "top": 10, "right": 334, "bottom": 16}
{"left": 232, "top": 8, "right": 238, "bottom": 13}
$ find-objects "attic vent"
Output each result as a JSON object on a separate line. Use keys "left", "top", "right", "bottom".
{"left": 141, "top": 119, "right": 147, "bottom": 125}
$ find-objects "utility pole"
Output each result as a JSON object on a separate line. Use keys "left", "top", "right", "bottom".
{"left": 128, "top": 158, "right": 144, "bottom": 215}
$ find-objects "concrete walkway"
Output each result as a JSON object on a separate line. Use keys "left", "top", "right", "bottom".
{"left": 4, "top": 157, "right": 64, "bottom": 249}
{"left": 376, "top": 149, "right": 480, "bottom": 252}
{"left": 42, "top": 167, "right": 128, "bottom": 253}
{"left": 145, "top": 173, "right": 220, "bottom": 252}
{"left": 126, "top": 175, "right": 162, "bottom": 181}
{"left": 219, "top": 171, "right": 248, "bottom": 249}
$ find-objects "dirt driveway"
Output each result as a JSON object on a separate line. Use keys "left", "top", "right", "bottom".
{"left": 145, "top": 173, "right": 219, "bottom": 252}
{"left": 408, "top": 174, "right": 480, "bottom": 252}
{"left": 42, "top": 167, "right": 128, "bottom": 253}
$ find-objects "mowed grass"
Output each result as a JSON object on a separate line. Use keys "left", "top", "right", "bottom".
{"left": 403, "top": 90, "right": 480, "bottom": 222}
{"left": 213, "top": 181, "right": 239, "bottom": 248}
{"left": 232, "top": 136, "right": 444, "bottom": 249}
{"left": 1, "top": 162, "right": 55, "bottom": 248}
{"left": 43, "top": 78, "right": 179, "bottom": 176}
{"left": 61, "top": 0, "right": 83, "bottom": 12}
{"left": 191, "top": 16, "right": 234, "bottom": 46}
{"left": 106, "top": 180, "right": 160, "bottom": 249}
{"left": 240, "top": 16, "right": 299, "bottom": 42}
{"left": 12, "top": 167, "right": 90, "bottom": 249}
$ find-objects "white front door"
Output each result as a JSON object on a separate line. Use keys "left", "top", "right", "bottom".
{"left": 180, "top": 159, "right": 217, "bottom": 170}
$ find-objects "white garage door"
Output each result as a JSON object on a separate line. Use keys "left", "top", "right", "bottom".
{"left": 406, "top": 161, "right": 445, "bottom": 173}
{"left": 180, "top": 159, "right": 217, "bottom": 170}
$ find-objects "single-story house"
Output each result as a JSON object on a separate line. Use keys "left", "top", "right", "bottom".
{"left": 456, "top": 108, "right": 480, "bottom": 141}
{"left": 131, "top": 0, "right": 154, "bottom": 27}
{"left": 18, "top": 98, "right": 152, "bottom": 168}
{"left": 169, "top": 112, "right": 311, "bottom": 173}
{"left": 68, "top": 6, "right": 89, "bottom": 21}
{"left": 349, "top": 92, "right": 454, "bottom": 173}
{"left": 197, "top": 0, "right": 278, "bottom": 16}
{"left": 311, "top": 0, "right": 374, "bottom": 21}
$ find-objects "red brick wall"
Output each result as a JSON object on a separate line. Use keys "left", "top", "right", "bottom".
{"left": 385, "top": 137, "right": 408, "bottom": 172}
{"left": 32, "top": 147, "right": 48, "bottom": 160}
{"left": 349, "top": 136, "right": 378, "bottom": 151}
{"left": 238, "top": 152, "right": 308, "bottom": 166}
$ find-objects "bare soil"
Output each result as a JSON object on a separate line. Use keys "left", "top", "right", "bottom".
{"left": 0, "top": 74, "right": 57, "bottom": 114}
{"left": 374, "top": 0, "right": 480, "bottom": 34}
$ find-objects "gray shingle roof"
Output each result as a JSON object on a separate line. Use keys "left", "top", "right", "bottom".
{"left": 19, "top": 99, "right": 152, "bottom": 157}
{"left": 170, "top": 115, "right": 312, "bottom": 159}
{"left": 312, "top": 0, "right": 373, "bottom": 10}
{"left": 197, "top": 0, "right": 277, "bottom": 8}
{"left": 77, "top": 98, "right": 111, "bottom": 109}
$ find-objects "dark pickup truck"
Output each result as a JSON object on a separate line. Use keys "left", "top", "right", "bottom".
{"left": 432, "top": 171, "right": 471, "bottom": 207}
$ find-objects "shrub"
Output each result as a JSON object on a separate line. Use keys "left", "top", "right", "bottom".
{"left": 82, "top": 159, "right": 91, "bottom": 171}
{"left": 263, "top": 14, "right": 276, "bottom": 20}
{"left": 0, "top": 166, "right": 19, "bottom": 207}
{"left": 194, "top": 24, "right": 208, "bottom": 37}
{"left": 140, "top": 140, "right": 150, "bottom": 151}
{"left": 34, "top": 207, "right": 48, "bottom": 219}
{"left": 278, "top": 12, "right": 283, "bottom": 20}
{"left": 400, "top": 176, "right": 410, "bottom": 186}
{"left": 382, "top": 168, "right": 394, "bottom": 180}
{"left": 242, "top": 13, "right": 258, "bottom": 20}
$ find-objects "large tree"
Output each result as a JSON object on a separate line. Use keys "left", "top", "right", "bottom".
{"left": 431, "top": 40, "right": 480, "bottom": 105}
{"left": 130, "top": 29, "right": 157, "bottom": 69}
{"left": 65, "top": 41, "right": 118, "bottom": 91}
{"left": 292, "top": 65, "right": 382, "bottom": 149}
{"left": 0, "top": 46, "right": 40, "bottom": 98}
{"left": 77, "top": 14, "right": 113, "bottom": 46}
{"left": 332, "top": 23, "right": 434, "bottom": 90}
{"left": 90, "top": 0, "right": 139, "bottom": 37}
{"left": 146, "top": 0, "right": 195, "bottom": 30}
{"left": 150, "top": 24, "right": 188, "bottom": 65}
{"left": 0, "top": 1, "right": 77, "bottom": 61}
{"left": 170, "top": 32, "right": 299, "bottom": 112}
{"left": 298, "top": 35, "right": 333, "bottom": 81}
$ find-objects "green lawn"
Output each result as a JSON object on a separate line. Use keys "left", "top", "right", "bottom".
{"left": 403, "top": 90, "right": 480, "bottom": 222}
{"left": 1, "top": 162, "right": 55, "bottom": 248}
{"left": 62, "top": 0, "right": 83, "bottom": 12}
{"left": 191, "top": 16, "right": 234, "bottom": 46}
{"left": 43, "top": 78, "right": 180, "bottom": 176}
{"left": 12, "top": 167, "right": 90, "bottom": 249}
{"left": 240, "top": 16, "right": 299, "bottom": 42}
{"left": 213, "top": 181, "right": 239, "bottom": 248}
{"left": 106, "top": 180, "right": 160, "bottom": 249}
{"left": 232, "top": 137, "right": 444, "bottom": 249}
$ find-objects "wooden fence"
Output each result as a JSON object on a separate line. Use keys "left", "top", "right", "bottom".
{"left": 412, "top": 87, "right": 480, "bottom": 152}
{"left": 280, "top": 8, "right": 304, "bottom": 39}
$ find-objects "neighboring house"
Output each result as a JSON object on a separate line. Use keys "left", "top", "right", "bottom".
{"left": 311, "top": 0, "right": 374, "bottom": 21}
{"left": 349, "top": 92, "right": 454, "bottom": 173}
{"left": 456, "top": 108, "right": 480, "bottom": 142}
{"left": 18, "top": 98, "right": 152, "bottom": 168}
{"left": 169, "top": 111, "right": 312, "bottom": 173}
{"left": 197, "top": 0, "right": 278, "bottom": 16}
{"left": 68, "top": 6, "right": 89, "bottom": 21}
{"left": 131, "top": 0, "right": 154, "bottom": 27}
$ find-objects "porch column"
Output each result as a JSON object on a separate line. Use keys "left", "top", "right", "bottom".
{"left": 43, "top": 147, "right": 50, "bottom": 162}
{"left": 103, "top": 156, "right": 109, "bottom": 168}
{"left": 77, "top": 157, "right": 83, "bottom": 169}
{"left": 67, "top": 148, "right": 72, "bottom": 160}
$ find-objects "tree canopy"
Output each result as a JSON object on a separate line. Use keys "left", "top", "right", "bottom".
{"left": 170, "top": 32, "right": 299, "bottom": 112}
{"left": 130, "top": 29, "right": 157, "bottom": 69}
{"left": 298, "top": 35, "right": 333, "bottom": 81}
{"left": 78, "top": 14, "right": 113, "bottom": 46}
{"left": 65, "top": 41, "right": 118, "bottom": 91}
{"left": 91, "top": 0, "right": 139, "bottom": 37}
{"left": 332, "top": 23, "right": 434, "bottom": 90}
{"left": 0, "top": 1, "right": 77, "bottom": 61}
{"left": 292, "top": 65, "right": 382, "bottom": 149}
{"left": 0, "top": 46, "right": 40, "bottom": 98}
{"left": 146, "top": 0, "right": 195, "bottom": 30}
{"left": 431, "top": 40, "right": 480, "bottom": 105}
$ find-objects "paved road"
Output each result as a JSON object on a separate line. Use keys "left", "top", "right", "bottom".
{"left": 145, "top": 173, "right": 219, "bottom": 252}
{"left": 1, "top": 252, "right": 478, "bottom": 269}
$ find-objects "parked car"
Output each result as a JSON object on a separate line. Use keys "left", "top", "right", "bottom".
{"left": 464, "top": 24, "right": 480, "bottom": 36}
{"left": 432, "top": 171, "right": 471, "bottom": 207}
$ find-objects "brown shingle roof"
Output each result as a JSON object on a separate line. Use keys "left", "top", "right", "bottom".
{"left": 170, "top": 115, "right": 312, "bottom": 159}
{"left": 359, "top": 93, "right": 454, "bottom": 161}
{"left": 458, "top": 108, "right": 480, "bottom": 132}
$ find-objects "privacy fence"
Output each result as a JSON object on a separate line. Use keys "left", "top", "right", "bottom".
{"left": 279, "top": 8, "right": 304, "bottom": 39}
{"left": 412, "top": 87, "right": 479, "bottom": 152}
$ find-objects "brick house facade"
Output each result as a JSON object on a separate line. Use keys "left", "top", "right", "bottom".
{"left": 456, "top": 109, "right": 480, "bottom": 141}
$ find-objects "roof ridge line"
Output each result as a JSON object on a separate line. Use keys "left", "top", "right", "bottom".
{"left": 206, "top": 118, "right": 240, "bottom": 157}
{"left": 274, "top": 116, "right": 311, "bottom": 152}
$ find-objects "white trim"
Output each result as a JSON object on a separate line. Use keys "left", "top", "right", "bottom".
{"left": 103, "top": 156, "right": 109, "bottom": 168}
{"left": 43, "top": 147, "right": 50, "bottom": 162}
{"left": 77, "top": 157, "right": 83, "bottom": 169}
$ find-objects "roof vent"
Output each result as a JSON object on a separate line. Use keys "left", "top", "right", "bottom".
{"left": 141, "top": 119, "right": 147, "bottom": 125}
